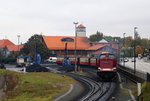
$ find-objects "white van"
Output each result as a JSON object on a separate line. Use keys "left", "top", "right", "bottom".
{"left": 47, "top": 57, "right": 57, "bottom": 63}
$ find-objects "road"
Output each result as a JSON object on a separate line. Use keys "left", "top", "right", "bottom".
{"left": 5, "top": 64, "right": 25, "bottom": 73}
{"left": 120, "top": 58, "right": 150, "bottom": 74}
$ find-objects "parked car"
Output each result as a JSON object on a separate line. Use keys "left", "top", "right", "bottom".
{"left": 138, "top": 54, "right": 142, "bottom": 59}
{"left": 124, "top": 58, "right": 129, "bottom": 62}
{"left": 0, "top": 63, "right": 6, "bottom": 69}
{"left": 46, "top": 57, "right": 57, "bottom": 63}
{"left": 131, "top": 58, "right": 136, "bottom": 62}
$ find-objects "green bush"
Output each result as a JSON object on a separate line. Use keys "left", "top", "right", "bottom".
{"left": 0, "top": 57, "right": 16, "bottom": 64}
{"left": 139, "top": 82, "right": 150, "bottom": 101}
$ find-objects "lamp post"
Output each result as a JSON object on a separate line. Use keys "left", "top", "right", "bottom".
{"left": 123, "top": 33, "right": 126, "bottom": 67}
{"left": 65, "top": 42, "right": 68, "bottom": 58}
{"left": 61, "top": 38, "right": 74, "bottom": 66}
{"left": 134, "top": 27, "right": 138, "bottom": 74}
{"left": 17, "top": 35, "right": 20, "bottom": 54}
{"left": 73, "top": 22, "right": 78, "bottom": 72}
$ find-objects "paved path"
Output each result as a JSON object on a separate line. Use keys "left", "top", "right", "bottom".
{"left": 4, "top": 64, "right": 24, "bottom": 73}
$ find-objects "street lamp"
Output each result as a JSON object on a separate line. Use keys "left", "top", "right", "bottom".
{"left": 61, "top": 38, "right": 74, "bottom": 58}
{"left": 73, "top": 22, "right": 78, "bottom": 72}
{"left": 134, "top": 27, "right": 138, "bottom": 74}
{"left": 17, "top": 35, "right": 20, "bottom": 64}
{"left": 17, "top": 35, "right": 20, "bottom": 54}
{"left": 65, "top": 42, "right": 67, "bottom": 58}
{"left": 123, "top": 33, "right": 126, "bottom": 67}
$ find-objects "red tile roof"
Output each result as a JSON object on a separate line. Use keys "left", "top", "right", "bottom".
{"left": 77, "top": 24, "right": 86, "bottom": 28}
{"left": 43, "top": 36, "right": 90, "bottom": 50}
{"left": 0, "top": 39, "right": 23, "bottom": 51}
{"left": 85, "top": 44, "right": 106, "bottom": 50}
{"left": 0, "top": 39, "right": 15, "bottom": 48}
{"left": 7, "top": 45, "right": 24, "bottom": 51}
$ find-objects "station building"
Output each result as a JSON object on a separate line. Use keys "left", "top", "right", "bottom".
{"left": 0, "top": 39, "right": 23, "bottom": 57}
{"left": 43, "top": 24, "right": 119, "bottom": 57}
{"left": 43, "top": 24, "right": 90, "bottom": 56}
{"left": 86, "top": 39, "right": 119, "bottom": 57}
{"left": 0, "top": 24, "right": 119, "bottom": 58}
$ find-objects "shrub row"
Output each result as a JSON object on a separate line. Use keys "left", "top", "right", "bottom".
{"left": 0, "top": 58, "right": 16, "bottom": 64}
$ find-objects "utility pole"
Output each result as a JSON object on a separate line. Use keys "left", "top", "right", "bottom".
{"left": 123, "top": 33, "right": 126, "bottom": 67}
{"left": 73, "top": 22, "right": 78, "bottom": 72}
{"left": 17, "top": 35, "right": 20, "bottom": 54}
{"left": 134, "top": 27, "right": 138, "bottom": 74}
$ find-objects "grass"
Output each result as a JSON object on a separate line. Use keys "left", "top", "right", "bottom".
{"left": 0, "top": 69, "right": 76, "bottom": 101}
{"left": 139, "top": 82, "right": 150, "bottom": 101}
{"left": 0, "top": 69, "right": 10, "bottom": 74}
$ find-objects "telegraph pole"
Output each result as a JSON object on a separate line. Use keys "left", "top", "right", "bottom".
{"left": 134, "top": 27, "right": 138, "bottom": 74}
{"left": 73, "top": 22, "right": 78, "bottom": 72}
{"left": 17, "top": 35, "right": 20, "bottom": 54}
{"left": 123, "top": 33, "right": 126, "bottom": 67}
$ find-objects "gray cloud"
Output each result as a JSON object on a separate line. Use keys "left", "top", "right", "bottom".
{"left": 0, "top": 0, "right": 150, "bottom": 44}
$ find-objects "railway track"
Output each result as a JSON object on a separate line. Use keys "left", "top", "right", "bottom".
{"left": 67, "top": 73, "right": 116, "bottom": 101}
{"left": 42, "top": 64, "right": 116, "bottom": 101}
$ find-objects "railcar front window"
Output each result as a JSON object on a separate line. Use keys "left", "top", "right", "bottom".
{"left": 108, "top": 55, "right": 115, "bottom": 59}
{"left": 100, "top": 54, "right": 106, "bottom": 58}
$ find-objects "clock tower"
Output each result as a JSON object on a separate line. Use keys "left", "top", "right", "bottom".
{"left": 76, "top": 24, "right": 86, "bottom": 37}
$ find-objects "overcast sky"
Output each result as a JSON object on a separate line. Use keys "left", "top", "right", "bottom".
{"left": 0, "top": 0, "right": 150, "bottom": 44}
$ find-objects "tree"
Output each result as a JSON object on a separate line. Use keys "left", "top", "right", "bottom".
{"left": 113, "top": 37, "right": 122, "bottom": 42}
{"left": 0, "top": 49, "right": 3, "bottom": 58}
{"left": 89, "top": 31, "right": 103, "bottom": 42}
{"left": 125, "top": 36, "right": 133, "bottom": 47}
{"left": 103, "top": 36, "right": 112, "bottom": 42}
{"left": 135, "top": 45, "right": 143, "bottom": 55}
{"left": 20, "top": 34, "right": 50, "bottom": 60}
{"left": 141, "top": 38, "right": 149, "bottom": 49}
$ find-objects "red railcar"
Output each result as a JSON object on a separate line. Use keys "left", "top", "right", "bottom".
{"left": 56, "top": 57, "right": 64, "bottom": 65}
{"left": 89, "top": 58, "right": 97, "bottom": 66}
{"left": 56, "top": 53, "right": 117, "bottom": 79}
{"left": 97, "top": 53, "right": 117, "bottom": 79}
{"left": 79, "top": 57, "right": 90, "bottom": 65}
{"left": 69, "top": 57, "right": 76, "bottom": 64}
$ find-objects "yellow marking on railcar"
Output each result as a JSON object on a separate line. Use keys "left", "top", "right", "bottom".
{"left": 90, "top": 58, "right": 96, "bottom": 63}
{"left": 80, "top": 58, "right": 89, "bottom": 62}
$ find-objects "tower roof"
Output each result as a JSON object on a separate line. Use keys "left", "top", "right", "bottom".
{"left": 77, "top": 24, "right": 86, "bottom": 28}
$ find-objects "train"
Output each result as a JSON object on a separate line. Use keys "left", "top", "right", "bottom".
{"left": 97, "top": 53, "right": 117, "bottom": 80}
{"left": 56, "top": 52, "right": 117, "bottom": 80}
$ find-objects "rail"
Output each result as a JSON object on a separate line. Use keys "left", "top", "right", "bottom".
{"left": 67, "top": 73, "right": 116, "bottom": 101}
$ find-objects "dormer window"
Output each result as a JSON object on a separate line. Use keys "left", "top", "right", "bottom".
{"left": 61, "top": 38, "right": 74, "bottom": 42}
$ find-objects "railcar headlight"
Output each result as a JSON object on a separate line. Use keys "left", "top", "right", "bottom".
{"left": 113, "top": 67, "right": 117, "bottom": 71}
{"left": 98, "top": 67, "right": 101, "bottom": 70}
{"left": 113, "top": 67, "right": 116, "bottom": 69}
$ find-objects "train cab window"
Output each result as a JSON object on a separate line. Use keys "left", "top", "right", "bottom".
{"left": 108, "top": 55, "right": 115, "bottom": 59}
{"left": 100, "top": 54, "right": 107, "bottom": 58}
{"left": 100, "top": 54, "right": 115, "bottom": 59}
